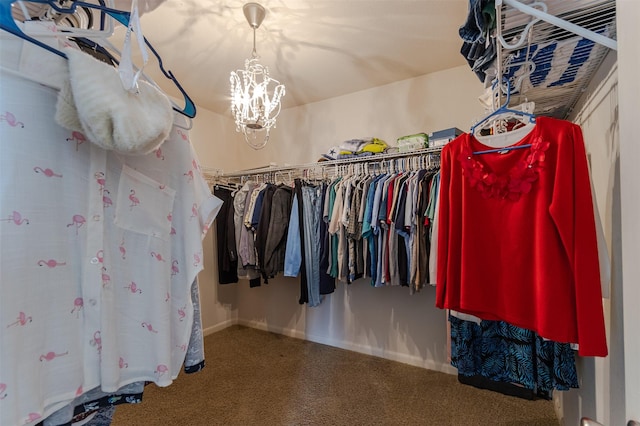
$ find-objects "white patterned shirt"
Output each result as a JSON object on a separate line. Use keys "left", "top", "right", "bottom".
{"left": 0, "top": 34, "right": 221, "bottom": 426}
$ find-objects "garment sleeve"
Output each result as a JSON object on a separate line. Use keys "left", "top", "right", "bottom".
{"left": 323, "top": 183, "right": 332, "bottom": 221}
{"left": 370, "top": 180, "right": 383, "bottom": 235}
{"left": 428, "top": 180, "right": 440, "bottom": 286}
{"left": 329, "top": 183, "right": 343, "bottom": 235}
{"left": 435, "top": 146, "right": 452, "bottom": 308}
{"left": 264, "top": 188, "right": 291, "bottom": 276}
{"left": 548, "top": 123, "right": 607, "bottom": 357}
{"left": 226, "top": 196, "right": 237, "bottom": 263}
{"left": 284, "top": 193, "right": 301, "bottom": 277}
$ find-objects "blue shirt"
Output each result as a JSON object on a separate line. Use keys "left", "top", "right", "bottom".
{"left": 283, "top": 193, "right": 301, "bottom": 277}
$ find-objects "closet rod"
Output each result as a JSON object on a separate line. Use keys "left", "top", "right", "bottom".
{"left": 499, "top": 0, "right": 618, "bottom": 50}
{"left": 206, "top": 146, "right": 442, "bottom": 179}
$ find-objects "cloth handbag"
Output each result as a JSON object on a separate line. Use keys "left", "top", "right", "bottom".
{"left": 56, "top": 47, "right": 174, "bottom": 155}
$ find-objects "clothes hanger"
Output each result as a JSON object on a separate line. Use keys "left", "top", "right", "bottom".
{"left": 214, "top": 181, "right": 240, "bottom": 192}
{"left": 471, "top": 78, "right": 536, "bottom": 135}
{"left": 471, "top": 78, "right": 536, "bottom": 155}
{"left": 0, "top": 0, "right": 121, "bottom": 58}
{"left": 0, "top": 0, "right": 197, "bottom": 118}
{"left": 70, "top": 35, "right": 119, "bottom": 66}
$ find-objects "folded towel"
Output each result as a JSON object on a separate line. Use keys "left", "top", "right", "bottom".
{"left": 322, "top": 146, "right": 341, "bottom": 160}
{"left": 340, "top": 138, "right": 372, "bottom": 153}
{"left": 360, "top": 139, "right": 388, "bottom": 153}
{"left": 336, "top": 151, "right": 374, "bottom": 160}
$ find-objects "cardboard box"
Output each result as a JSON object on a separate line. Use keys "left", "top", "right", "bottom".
{"left": 428, "top": 127, "right": 464, "bottom": 147}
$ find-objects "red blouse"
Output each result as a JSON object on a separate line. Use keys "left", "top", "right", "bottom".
{"left": 436, "top": 116, "right": 607, "bottom": 357}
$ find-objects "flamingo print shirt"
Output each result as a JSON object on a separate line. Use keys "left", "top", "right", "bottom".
{"left": 0, "top": 39, "right": 222, "bottom": 426}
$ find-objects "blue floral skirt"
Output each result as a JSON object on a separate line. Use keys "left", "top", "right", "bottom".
{"left": 449, "top": 315, "right": 579, "bottom": 393}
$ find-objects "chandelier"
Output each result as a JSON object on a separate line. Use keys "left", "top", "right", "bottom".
{"left": 230, "top": 2, "right": 285, "bottom": 150}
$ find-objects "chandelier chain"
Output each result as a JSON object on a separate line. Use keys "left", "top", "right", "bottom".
{"left": 252, "top": 27, "right": 258, "bottom": 59}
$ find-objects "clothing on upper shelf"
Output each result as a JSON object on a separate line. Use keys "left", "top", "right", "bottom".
{"left": 0, "top": 35, "right": 221, "bottom": 426}
{"left": 320, "top": 137, "right": 389, "bottom": 161}
{"left": 459, "top": 0, "right": 497, "bottom": 82}
{"left": 436, "top": 116, "right": 607, "bottom": 357}
{"left": 502, "top": 35, "right": 601, "bottom": 93}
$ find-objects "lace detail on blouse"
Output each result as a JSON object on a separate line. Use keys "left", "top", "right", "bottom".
{"left": 459, "top": 136, "right": 550, "bottom": 201}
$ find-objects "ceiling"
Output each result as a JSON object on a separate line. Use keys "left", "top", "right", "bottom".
{"left": 108, "top": 0, "right": 470, "bottom": 116}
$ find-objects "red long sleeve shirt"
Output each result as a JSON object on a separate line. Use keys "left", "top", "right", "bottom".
{"left": 436, "top": 117, "right": 607, "bottom": 357}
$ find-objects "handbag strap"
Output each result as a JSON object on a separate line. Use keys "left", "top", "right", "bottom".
{"left": 118, "top": 0, "right": 147, "bottom": 93}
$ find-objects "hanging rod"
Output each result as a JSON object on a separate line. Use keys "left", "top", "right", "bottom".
{"left": 204, "top": 146, "right": 442, "bottom": 180}
{"left": 499, "top": 0, "right": 617, "bottom": 50}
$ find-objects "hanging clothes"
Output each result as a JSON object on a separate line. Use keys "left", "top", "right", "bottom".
{"left": 238, "top": 182, "right": 263, "bottom": 288}
{"left": 217, "top": 155, "right": 442, "bottom": 307}
{"left": 254, "top": 183, "right": 277, "bottom": 283}
{"left": 436, "top": 116, "right": 607, "bottom": 357}
{"left": 0, "top": 36, "right": 221, "bottom": 426}
{"left": 262, "top": 185, "right": 294, "bottom": 279}
{"left": 449, "top": 315, "right": 579, "bottom": 395}
{"left": 294, "top": 179, "right": 309, "bottom": 304}
{"left": 214, "top": 187, "right": 238, "bottom": 284}
{"left": 318, "top": 182, "right": 336, "bottom": 295}
{"left": 233, "top": 181, "right": 262, "bottom": 287}
{"left": 301, "top": 184, "right": 323, "bottom": 307}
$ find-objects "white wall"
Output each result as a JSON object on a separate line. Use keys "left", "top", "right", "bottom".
{"left": 187, "top": 107, "right": 242, "bottom": 333}
{"left": 225, "top": 65, "right": 485, "bottom": 372}
{"left": 558, "top": 3, "right": 640, "bottom": 424}
{"left": 276, "top": 65, "right": 484, "bottom": 164}
{"left": 561, "top": 53, "right": 624, "bottom": 426}
{"left": 616, "top": 0, "right": 640, "bottom": 422}
{"left": 538, "top": 3, "right": 640, "bottom": 424}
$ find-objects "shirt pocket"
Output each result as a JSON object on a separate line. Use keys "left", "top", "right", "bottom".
{"left": 114, "top": 164, "right": 176, "bottom": 240}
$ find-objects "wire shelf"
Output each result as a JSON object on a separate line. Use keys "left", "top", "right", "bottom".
{"left": 496, "top": 0, "right": 617, "bottom": 119}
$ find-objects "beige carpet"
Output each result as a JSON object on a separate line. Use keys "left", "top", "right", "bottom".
{"left": 111, "top": 325, "right": 559, "bottom": 426}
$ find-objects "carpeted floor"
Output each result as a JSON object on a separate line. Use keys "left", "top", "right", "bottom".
{"left": 111, "top": 325, "right": 560, "bottom": 426}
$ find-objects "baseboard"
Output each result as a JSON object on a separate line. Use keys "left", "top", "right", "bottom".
{"left": 553, "top": 392, "right": 564, "bottom": 425}
{"left": 235, "top": 319, "right": 307, "bottom": 340}
{"left": 203, "top": 319, "right": 235, "bottom": 336}
{"left": 234, "top": 319, "right": 457, "bottom": 375}
{"left": 303, "top": 331, "right": 458, "bottom": 375}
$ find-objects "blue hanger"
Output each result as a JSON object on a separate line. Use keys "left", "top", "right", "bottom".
{"left": 0, "top": 0, "right": 196, "bottom": 118}
{"left": 471, "top": 78, "right": 536, "bottom": 155}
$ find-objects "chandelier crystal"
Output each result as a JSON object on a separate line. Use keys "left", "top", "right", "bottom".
{"left": 230, "top": 3, "right": 285, "bottom": 150}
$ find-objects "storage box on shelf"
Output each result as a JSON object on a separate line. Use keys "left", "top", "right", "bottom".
{"left": 428, "top": 127, "right": 463, "bottom": 148}
{"left": 397, "top": 133, "right": 429, "bottom": 153}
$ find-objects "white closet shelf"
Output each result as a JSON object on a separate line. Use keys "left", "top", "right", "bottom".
{"left": 495, "top": 0, "right": 617, "bottom": 119}
{"left": 203, "top": 146, "right": 442, "bottom": 186}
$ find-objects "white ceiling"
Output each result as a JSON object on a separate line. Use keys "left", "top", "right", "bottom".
{"left": 111, "top": 0, "right": 470, "bottom": 117}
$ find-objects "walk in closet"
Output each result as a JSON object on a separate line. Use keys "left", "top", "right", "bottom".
{"left": 1, "top": 1, "right": 638, "bottom": 425}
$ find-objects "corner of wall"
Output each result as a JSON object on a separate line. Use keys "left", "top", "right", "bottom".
{"left": 554, "top": 392, "right": 565, "bottom": 425}
{"left": 203, "top": 319, "right": 237, "bottom": 337}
